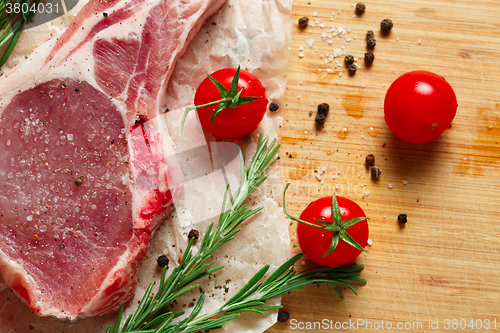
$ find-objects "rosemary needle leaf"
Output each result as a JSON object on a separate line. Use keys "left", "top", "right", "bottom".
{"left": 169, "top": 285, "right": 199, "bottom": 301}
{"left": 223, "top": 301, "right": 265, "bottom": 313}
{"left": 182, "top": 314, "right": 240, "bottom": 333}
{"left": 224, "top": 265, "right": 270, "bottom": 306}
{"left": 111, "top": 305, "right": 124, "bottom": 333}
{"left": 332, "top": 284, "right": 344, "bottom": 299}
{"left": 140, "top": 312, "right": 174, "bottom": 330}
{"left": 261, "top": 254, "right": 302, "bottom": 288}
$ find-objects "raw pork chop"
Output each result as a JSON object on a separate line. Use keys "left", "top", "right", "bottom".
{"left": 0, "top": 0, "right": 225, "bottom": 319}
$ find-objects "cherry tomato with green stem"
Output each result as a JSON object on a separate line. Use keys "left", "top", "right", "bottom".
{"left": 283, "top": 184, "right": 369, "bottom": 267}
{"left": 180, "top": 66, "right": 268, "bottom": 139}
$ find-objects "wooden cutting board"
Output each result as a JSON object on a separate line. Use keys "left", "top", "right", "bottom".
{"left": 269, "top": 0, "right": 500, "bottom": 332}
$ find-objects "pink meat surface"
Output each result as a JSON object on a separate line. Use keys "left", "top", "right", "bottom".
{"left": 0, "top": 0, "right": 225, "bottom": 319}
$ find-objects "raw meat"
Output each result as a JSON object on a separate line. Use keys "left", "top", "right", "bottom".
{"left": 0, "top": 0, "right": 225, "bottom": 319}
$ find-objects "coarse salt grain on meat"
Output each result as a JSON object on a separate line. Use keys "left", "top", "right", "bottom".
{"left": 0, "top": 0, "right": 225, "bottom": 319}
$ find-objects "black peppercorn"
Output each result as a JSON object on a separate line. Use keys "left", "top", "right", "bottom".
{"left": 277, "top": 310, "right": 290, "bottom": 323}
{"left": 315, "top": 113, "right": 326, "bottom": 124}
{"left": 348, "top": 64, "right": 357, "bottom": 74}
{"left": 317, "top": 103, "right": 330, "bottom": 115}
{"left": 398, "top": 214, "right": 407, "bottom": 224}
{"left": 364, "top": 52, "right": 375, "bottom": 64}
{"left": 371, "top": 167, "right": 381, "bottom": 179}
{"left": 366, "top": 30, "right": 374, "bottom": 40}
{"left": 75, "top": 179, "right": 82, "bottom": 186}
{"left": 355, "top": 3, "right": 365, "bottom": 15}
{"left": 380, "top": 19, "right": 393, "bottom": 31}
{"left": 269, "top": 101, "right": 279, "bottom": 112}
{"left": 365, "top": 154, "right": 375, "bottom": 167}
{"left": 188, "top": 229, "right": 199, "bottom": 240}
{"left": 367, "top": 37, "right": 376, "bottom": 49}
{"left": 157, "top": 255, "right": 169, "bottom": 268}
{"left": 298, "top": 17, "right": 309, "bottom": 27}
{"left": 344, "top": 54, "right": 354, "bottom": 65}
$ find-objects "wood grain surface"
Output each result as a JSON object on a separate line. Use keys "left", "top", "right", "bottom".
{"left": 269, "top": 1, "right": 500, "bottom": 332}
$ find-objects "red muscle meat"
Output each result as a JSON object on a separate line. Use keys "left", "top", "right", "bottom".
{"left": 0, "top": 0, "right": 225, "bottom": 319}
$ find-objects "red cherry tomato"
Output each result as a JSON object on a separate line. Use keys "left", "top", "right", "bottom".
{"left": 195, "top": 68, "right": 268, "bottom": 138}
{"left": 297, "top": 196, "right": 369, "bottom": 267}
{"left": 384, "top": 70, "right": 457, "bottom": 144}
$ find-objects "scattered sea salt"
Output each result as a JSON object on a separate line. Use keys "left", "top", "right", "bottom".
{"left": 298, "top": 52, "right": 304, "bottom": 58}
{"left": 306, "top": 39, "right": 315, "bottom": 47}
{"left": 27, "top": 215, "right": 33, "bottom": 221}
{"left": 403, "top": 180, "right": 408, "bottom": 185}
{"left": 388, "top": 184, "right": 393, "bottom": 189}
{"left": 367, "top": 239, "right": 373, "bottom": 245}
{"left": 364, "top": 191, "right": 370, "bottom": 196}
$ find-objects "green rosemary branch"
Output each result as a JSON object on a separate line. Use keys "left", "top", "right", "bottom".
{"left": 0, "top": 0, "right": 40, "bottom": 67}
{"left": 107, "top": 134, "right": 280, "bottom": 333}
{"left": 110, "top": 253, "right": 365, "bottom": 333}
{"left": 106, "top": 134, "right": 366, "bottom": 333}
{"left": 175, "top": 254, "right": 365, "bottom": 333}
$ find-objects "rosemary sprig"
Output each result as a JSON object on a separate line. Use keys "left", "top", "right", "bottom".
{"left": 0, "top": 0, "right": 40, "bottom": 67}
{"left": 178, "top": 253, "right": 365, "bottom": 333}
{"left": 108, "top": 134, "right": 280, "bottom": 332}
{"left": 112, "top": 253, "right": 364, "bottom": 333}
{"left": 107, "top": 135, "right": 366, "bottom": 333}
